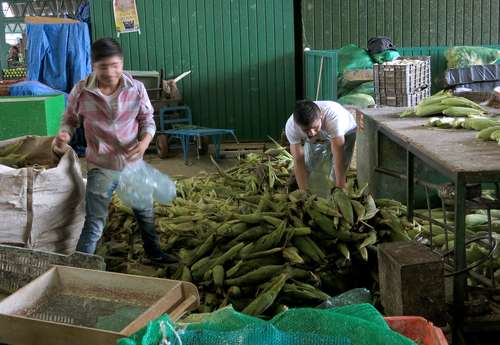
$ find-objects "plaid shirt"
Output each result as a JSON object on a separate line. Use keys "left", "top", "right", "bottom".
{"left": 60, "top": 72, "right": 155, "bottom": 171}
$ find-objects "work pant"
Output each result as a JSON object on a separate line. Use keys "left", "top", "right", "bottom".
{"left": 76, "top": 167, "right": 162, "bottom": 255}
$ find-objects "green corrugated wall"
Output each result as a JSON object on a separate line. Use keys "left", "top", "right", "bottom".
{"left": 302, "top": 0, "right": 500, "bottom": 49}
{"left": 90, "top": 0, "right": 296, "bottom": 141}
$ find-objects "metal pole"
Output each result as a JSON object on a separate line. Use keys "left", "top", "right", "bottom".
{"left": 453, "top": 174, "right": 467, "bottom": 344}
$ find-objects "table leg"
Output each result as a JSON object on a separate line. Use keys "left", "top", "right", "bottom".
{"left": 453, "top": 176, "right": 466, "bottom": 344}
{"left": 181, "top": 136, "right": 190, "bottom": 164}
{"left": 213, "top": 135, "right": 222, "bottom": 160}
{"left": 406, "top": 151, "right": 415, "bottom": 222}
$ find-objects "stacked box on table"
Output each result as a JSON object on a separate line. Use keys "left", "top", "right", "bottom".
{"left": 375, "top": 87, "right": 431, "bottom": 107}
{"left": 445, "top": 64, "right": 500, "bottom": 86}
{"left": 374, "top": 56, "right": 431, "bottom": 106}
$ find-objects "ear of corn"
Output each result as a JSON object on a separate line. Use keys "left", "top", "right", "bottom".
{"left": 463, "top": 118, "right": 498, "bottom": 131}
{"left": 441, "top": 96, "right": 486, "bottom": 111}
{"left": 490, "top": 129, "right": 500, "bottom": 141}
{"left": 477, "top": 126, "right": 500, "bottom": 140}
{"left": 442, "top": 106, "right": 485, "bottom": 117}
{"left": 415, "top": 103, "right": 448, "bottom": 117}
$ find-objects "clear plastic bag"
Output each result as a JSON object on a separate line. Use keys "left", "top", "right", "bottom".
{"left": 316, "top": 288, "right": 372, "bottom": 309}
{"left": 304, "top": 135, "right": 334, "bottom": 198}
{"left": 116, "top": 160, "right": 176, "bottom": 209}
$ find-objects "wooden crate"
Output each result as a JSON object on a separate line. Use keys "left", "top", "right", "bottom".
{"left": 209, "top": 142, "right": 267, "bottom": 157}
{"left": 374, "top": 56, "right": 431, "bottom": 95}
{"left": 0, "top": 266, "right": 199, "bottom": 345}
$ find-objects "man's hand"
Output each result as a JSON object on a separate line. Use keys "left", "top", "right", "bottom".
{"left": 54, "top": 131, "right": 71, "bottom": 149}
{"left": 126, "top": 134, "right": 152, "bottom": 161}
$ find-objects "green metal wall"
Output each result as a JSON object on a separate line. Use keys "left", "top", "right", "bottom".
{"left": 302, "top": 0, "right": 500, "bottom": 49}
{"left": 90, "top": 0, "right": 296, "bottom": 141}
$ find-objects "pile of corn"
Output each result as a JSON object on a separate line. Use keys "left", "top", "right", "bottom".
{"left": 99, "top": 144, "right": 417, "bottom": 317}
{"left": 401, "top": 90, "right": 488, "bottom": 118}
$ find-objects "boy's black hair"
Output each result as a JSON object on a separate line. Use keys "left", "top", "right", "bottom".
{"left": 92, "top": 38, "right": 123, "bottom": 63}
{"left": 293, "top": 100, "right": 321, "bottom": 127}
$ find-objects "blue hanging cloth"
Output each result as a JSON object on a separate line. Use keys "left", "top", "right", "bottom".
{"left": 26, "top": 22, "right": 91, "bottom": 93}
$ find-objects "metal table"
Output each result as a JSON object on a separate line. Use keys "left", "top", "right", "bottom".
{"left": 360, "top": 107, "right": 500, "bottom": 343}
{"left": 158, "top": 106, "right": 237, "bottom": 163}
{"left": 160, "top": 127, "right": 236, "bottom": 163}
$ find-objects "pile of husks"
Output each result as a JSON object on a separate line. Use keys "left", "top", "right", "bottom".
{"left": 99, "top": 144, "right": 416, "bottom": 317}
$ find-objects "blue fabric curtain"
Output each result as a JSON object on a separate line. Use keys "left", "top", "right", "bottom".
{"left": 26, "top": 22, "right": 91, "bottom": 93}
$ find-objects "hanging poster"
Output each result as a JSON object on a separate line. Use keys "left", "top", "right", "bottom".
{"left": 113, "top": 0, "right": 140, "bottom": 35}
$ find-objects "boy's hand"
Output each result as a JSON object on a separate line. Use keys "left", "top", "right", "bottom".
{"left": 53, "top": 131, "right": 71, "bottom": 148}
{"left": 126, "top": 134, "right": 152, "bottom": 161}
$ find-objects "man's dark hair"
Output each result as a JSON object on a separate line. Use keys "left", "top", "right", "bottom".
{"left": 293, "top": 100, "right": 321, "bottom": 127}
{"left": 92, "top": 38, "right": 123, "bottom": 62}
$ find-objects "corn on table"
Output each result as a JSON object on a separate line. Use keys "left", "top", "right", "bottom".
{"left": 358, "top": 106, "right": 500, "bottom": 345}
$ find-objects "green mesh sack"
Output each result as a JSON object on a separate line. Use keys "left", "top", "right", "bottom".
{"left": 371, "top": 50, "right": 401, "bottom": 64}
{"left": 338, "top": 44, "right": 374, "bottom": 76}
{"left": 118, "top": 304, "right": 417, "bottom": 345}
{"left": 337, "top": 93, "right": 375, "bottom": 107}
{"left": 349, "top": 81, "right": 375, "bottom": 96}
{"left": 447, "top": 46, "right": 500, "bottom": 68}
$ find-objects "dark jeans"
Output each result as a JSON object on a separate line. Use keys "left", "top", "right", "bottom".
{"left": 76, "top": 167, "right": 162, "bottom": 256}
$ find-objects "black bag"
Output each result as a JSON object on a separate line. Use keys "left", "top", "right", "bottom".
{"left": 367, "top": 36, "right": 396, "bottom": 55}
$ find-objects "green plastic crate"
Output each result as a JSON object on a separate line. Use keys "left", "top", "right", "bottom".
{"left": 0, "top": 95, "right": 65, "bottom": 140}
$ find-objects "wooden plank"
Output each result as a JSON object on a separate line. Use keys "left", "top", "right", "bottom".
{"left": 0, "top": 314, "right": 120, "bottom": 345}
{"left": 24, "top": 16, "right": 78, "bottom": 23}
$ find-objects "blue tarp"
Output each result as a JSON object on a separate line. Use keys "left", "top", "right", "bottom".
{"left": 26, "top": 22, "right": 91, "bottom": 93}
{"left": 9, "top": 81, "right": 68, "bottom": 104}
